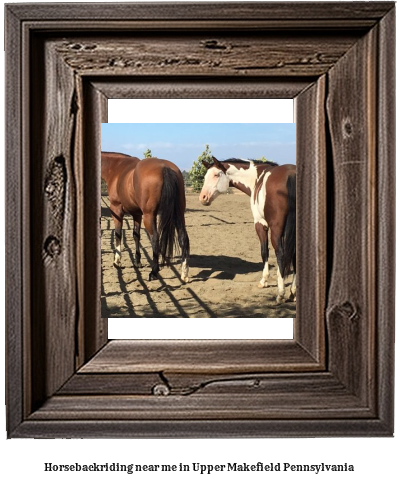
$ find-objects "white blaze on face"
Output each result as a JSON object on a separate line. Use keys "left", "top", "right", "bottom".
{"left": 200, "top": 166, "right": 230, "bottom": 205}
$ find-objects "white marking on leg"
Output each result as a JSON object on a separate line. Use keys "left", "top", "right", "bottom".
{"left": 276, "top": 267, "right": 285, "bottom": 304}
{"left": 258, "top": 261, "right": 269, "bottom": 288}
{"left": 181, "top": 259, "right": 190, "bottom": 283}
{"left": 289, "top": 273, "right": 296, "bottom": 301}
{"left": 114, "top": 241, "right": 121, "bottom": 266}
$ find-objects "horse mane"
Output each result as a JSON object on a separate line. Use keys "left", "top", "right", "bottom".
{"left": 221, "top": 158, "right": 279, "bottom": 167}
{"left": 101, "top": 151, "right": 134, "bottom": 158}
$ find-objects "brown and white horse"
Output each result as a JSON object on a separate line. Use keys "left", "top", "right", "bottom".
{"left": 101, "top": 151, "right": 190, "bottom": 282}
{"left": 199, "top": 157, "right": 296, "bottom": 304}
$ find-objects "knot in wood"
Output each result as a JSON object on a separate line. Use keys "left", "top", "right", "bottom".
{"left": 339, "top": 301, "right": 358, "bottom": 321}
{"left": 45, "top": 156, "right": 66, "bottom": 204}
{"left": 327, "top": 301, "right": 359, "bottom": 325}
{"left": 45, "top": 181, "right": 56, "bottom": 197}
{"left": 44, "top": 236, "right": 61, "bottom": 258}
{"left": 152, "top": 383, "right": 170, "bottom": 396}
{"left": 201, "top": 39, "right": 227, "bottom": 50}
{"left": 45, "top": 156, "right": 67, "bottom": 241}
{"left": 343, "top": 119, "right": 353, "bottom": 137}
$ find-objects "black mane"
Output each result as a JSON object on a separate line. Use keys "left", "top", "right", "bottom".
{"left": 222, "top": 157, "right": 279, "bottom": 167}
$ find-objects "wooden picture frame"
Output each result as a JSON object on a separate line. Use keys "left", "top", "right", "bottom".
{"left": 5, "top": 2, "right": 395, "bottom": 438}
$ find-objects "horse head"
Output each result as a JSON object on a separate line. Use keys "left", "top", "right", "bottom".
{"left": 199, "top": 156, "right": 230, "bottom": 206}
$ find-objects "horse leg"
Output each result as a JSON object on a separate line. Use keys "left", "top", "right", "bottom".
{"left": 143, "top": 213, "right": 160, "bottom": 281}
{"left": 255, "top": 222, "right": 269, "bottom": 288}
{"left": 289, "top": 273, "right": 297, "bottom": 302}
{"left": 177, "top": 224, "right": 190, "bottom": 283}
{"left": 110, "top": 205, "right": 124, "bottom": 267}
{"left": 132, "top": 215, "right": 143, "bottom": 268}
{"left": 289, "top": 251, "right": 296, "bottom": 301}
{"left": 275, "top": 263, "right": 286, "bottom": 304}
{"left": 270, "top": 228, "right": 286, "bottom": 304}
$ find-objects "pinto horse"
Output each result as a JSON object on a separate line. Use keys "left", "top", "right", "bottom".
{"left": 199, "top": 157, "right": 296, "bottom": 304}
{"left": 101, "top": 151, "right": 190, "bottom": 282}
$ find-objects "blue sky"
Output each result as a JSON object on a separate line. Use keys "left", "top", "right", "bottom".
{"left": 101, "top": 123, "right": 296, "bottom": 171}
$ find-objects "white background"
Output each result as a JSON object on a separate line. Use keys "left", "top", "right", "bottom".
{"left": 1, "top": 1, "right": 398, "bottom": 486}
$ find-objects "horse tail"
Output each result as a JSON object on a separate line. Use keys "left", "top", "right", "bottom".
{"left": 158, "top": 167, "right": 189, "bottom": 264}
{"left": 279, "top": 173, "right": 296, "bottom": 278}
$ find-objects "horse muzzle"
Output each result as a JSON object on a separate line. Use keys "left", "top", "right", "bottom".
{"left": 199, "top": 192, "right": 211, "bottom": 206}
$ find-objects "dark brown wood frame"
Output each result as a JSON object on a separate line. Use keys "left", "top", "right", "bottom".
{"left": 5, "top": 2, "right": 395, "bottom": 438}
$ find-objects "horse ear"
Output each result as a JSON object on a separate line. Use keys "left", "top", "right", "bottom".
{"left": 212, "top": 157, "right": 227, "bottom": 173}
{"left": 202, "top": 160, "right": 212, "bottom": 169}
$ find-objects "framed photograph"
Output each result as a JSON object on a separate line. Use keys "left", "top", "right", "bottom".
{"left": 5, "top": 2, "right": 395, "bottom": 437}
{"left": 101, "top": 113, "right": 296, "bottom": 341}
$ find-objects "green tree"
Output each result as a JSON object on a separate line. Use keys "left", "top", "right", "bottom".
{"left": 143, "top": 148, "right": 153, "bottom": 158}
{"left": 259, "top": 156, "right": 275, "bottom": 164}
{"left": 181, "top": 170, "right": 191, "bottom": 187}
{"left": 189, "top": 144, "right": 212, "bottom": 192}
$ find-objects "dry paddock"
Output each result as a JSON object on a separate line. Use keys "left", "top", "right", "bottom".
{"left": 101, "top": 190, "right": 296, "bottom": 319}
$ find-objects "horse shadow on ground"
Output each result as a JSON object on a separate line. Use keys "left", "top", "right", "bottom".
{"left": 185, "top": 207, "right": 207, "bottom": 213}
{"left": 101, "top": 206, "right": 111, "bottom": 218}
{"left": 188, "top": 254, "right": 271, "bottom": 280}
{"left": 101, "top": 252, "right": 293, "bottom": 318}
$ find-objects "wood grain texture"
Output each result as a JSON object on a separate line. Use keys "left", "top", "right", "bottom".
{"left": 7, "top": 2, "right": 394, "bottom": 23}
{"left": 295, "top": 76, "right": 326, "bottom": 363}
{"left": 326, "top": 26, "right": 377, "bottom": 405}
{"left": 33, "top": 371, "right": 374, "bottom": 422}
{"left": 5, "top": 2, "right": 395, "bottom": 438}
{"left": 91, "top": 78, "right": 311, "bottom": 100}
{"left": 80, "top": 81, "right": 108, "bottom": 363}
{"left": 13, "top": 417, "right": 391, "bottom": 439}
{"left": 59, "top": 372, "right": 163, "bottom": 396}
{"left": 375, "top": 7, "right": 395, "bottom": 431}
{"left": 5, "top": 5, "right": 24, "bottom": 436}
{"left": 60, "top": 371, "right": 357, "bottom": 398}
{"left": 54, "top": 33, "right": 360, "bottom": 78}
{"left": 79, "top": 340, "right": 320, "bottom": 374}
{"left": 30, "top": 37, "right": 78, "bottom": 409}
{"left": 29, "top": 393, "right": 371, "bottom": 421}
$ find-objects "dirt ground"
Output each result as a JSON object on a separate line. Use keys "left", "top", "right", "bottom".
{"left": 101, "top": 190, "right": 296, "bottom": 318}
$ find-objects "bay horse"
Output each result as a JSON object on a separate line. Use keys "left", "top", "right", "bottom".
{"left": 199, "top": 157, "right": 296, "bottom": 304}
{"left": 101, "top": 151, "right": 190, "bottom": 282}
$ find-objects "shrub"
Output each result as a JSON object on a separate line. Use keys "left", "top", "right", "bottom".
{"left": 189, "top": 144, "right": 212, "bottom": 192}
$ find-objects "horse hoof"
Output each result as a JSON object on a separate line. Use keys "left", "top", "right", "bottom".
{"left": 258, "top": 282, "right": 267, "bottom": 289}
{"left": 148, "top": 272, "right": 159, "bottom": 281}
{"left": 113, "top": 262, "right": 121, "bottom": 269}
{"left": 181, "top": 276, "right": 190, "bottom": 283}
{"left": 276, "top": 296, "right": 285, "bottom": 305}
